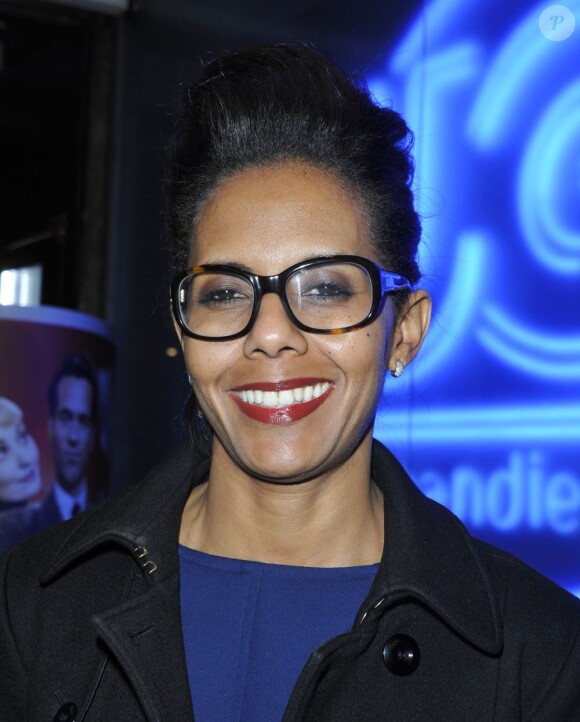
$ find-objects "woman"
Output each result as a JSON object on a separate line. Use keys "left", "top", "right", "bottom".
{"left": 0, "top": 397, "right": 42, "bottom": 510}
{"left": 1, "top": 45, "right": 579, "bottom": 722}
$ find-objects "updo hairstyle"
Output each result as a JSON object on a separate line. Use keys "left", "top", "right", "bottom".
{"left": 165, "top": 44, "right": 421, "bottom": 293}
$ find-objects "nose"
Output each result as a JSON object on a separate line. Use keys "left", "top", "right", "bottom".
{"left": 66, "top": 420, "right": 82, "bottom": 445}
{"left": 243, "top": 292, "right": 308, "bottom": 359}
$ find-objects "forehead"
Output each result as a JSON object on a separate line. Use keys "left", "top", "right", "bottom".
{"left": 0, "top": 416, "right": 20, "bottom": 434}
{"left": 0, "top": 422, "right": 18, "bottom": 442}
{"left": 55, "top": 376, "right": 93, "bottom": 411}
{"left": 192, "top": 162, "right": 376, "bottom": 271}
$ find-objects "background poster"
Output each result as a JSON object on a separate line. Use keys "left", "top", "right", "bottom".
{"left": 0, "top": 305, "right": 114, "bottom": 536}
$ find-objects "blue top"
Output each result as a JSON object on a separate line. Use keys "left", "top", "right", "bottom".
{"left": 179, "top": 545, "right": 378, "bottom": 722}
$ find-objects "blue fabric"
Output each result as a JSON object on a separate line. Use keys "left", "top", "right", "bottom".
{"left": 179, "top": 545, "right": 378, "bottom": 722}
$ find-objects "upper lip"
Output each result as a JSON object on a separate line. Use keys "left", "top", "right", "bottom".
{"left": 19, "top": 469, "right": 37, "bottom": 483}
{"left": 231, "top": 377, "right": 332, "bottom": 392}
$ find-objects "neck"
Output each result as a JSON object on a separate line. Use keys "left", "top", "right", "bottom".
{"left": 179, "top": 435, "right": 383, "bottom": 567}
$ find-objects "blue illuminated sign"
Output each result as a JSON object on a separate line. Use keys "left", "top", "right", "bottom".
{"left": 370, "top": 0, "right": 580, "bottom": 595}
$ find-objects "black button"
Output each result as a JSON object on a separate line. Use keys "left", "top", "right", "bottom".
{"left": 53, "top": 702, "right": 78, "bottom": 722}
{"left": 382, "top": 634, "right": 421, "bottom": 676}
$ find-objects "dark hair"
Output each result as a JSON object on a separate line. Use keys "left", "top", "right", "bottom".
{"left": 47, "top": 353, "right": 98, "bottom": 422}
{"left": 165, "top": 44, "right": 421, "bottom": 287}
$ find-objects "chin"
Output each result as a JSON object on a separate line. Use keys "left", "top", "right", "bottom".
{"left": 23, "top": 482, "right": 42, "bottom": 499}
{"left": 214, "top": 420, "right": 370, "bottom": 484}
{"left": 2, "top": 483, "right": 37, "bottom": 503}
{"left": 243, "top": 463, "right": 320, "bottom": 486}
{"left": 234, "top": 440, "right": 341, "bottom": 485}
{"left": 61, "top": 476, "right": 82, "bottom": 492}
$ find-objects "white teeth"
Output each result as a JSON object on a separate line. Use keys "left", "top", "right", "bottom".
{"left": 262, "top": 391, "right": 278, "bottom": 407}
{"left": 236, "top": 383, "right": 331, "bottom": 408}
{"left": 278, "top": 389, "right": 294, "bottom": 405}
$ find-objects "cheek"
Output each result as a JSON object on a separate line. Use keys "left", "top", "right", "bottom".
{"left": 25, "top": 440, "right": 39, "bottom": 465}
{"left": 0, "top": 460, "right": 14, "bottom": 483}
{"left": 3, "top": 458, "right": 19, "bottom": 483}
{"left": 53, "top": 424, "right": 65, "bottom": 444}
{"left": 182, "top": 341, "right": 241, "bottom": 396}
{"left": 325, "top": 325, "right": 389, "bottom": 373}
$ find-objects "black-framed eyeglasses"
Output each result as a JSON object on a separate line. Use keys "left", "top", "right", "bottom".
{"left": 171, "top": 254, "right": 410, "bottom": 341}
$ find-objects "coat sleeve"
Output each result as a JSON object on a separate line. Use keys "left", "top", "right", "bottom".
{"left": 0, "top": 549, "right": 28, "bottom": 720}
{"left": 525, "top": 601, "right": 580, "bottom": 720}
{"left": 504, "top": 563, "right": 580, "bottom": 720}
{"left": 481, "top": 543, "right": 580, "bottom": 718}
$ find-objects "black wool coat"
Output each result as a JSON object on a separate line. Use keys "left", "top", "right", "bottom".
{"left": 1, "top": 441, "right": 579, "bottom": 721}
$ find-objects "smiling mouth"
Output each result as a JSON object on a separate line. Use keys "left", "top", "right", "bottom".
{"left": 236, "top": 381, "right": 330, "bottom": 408}
{"left": 230, "top": 379, "right": 334, "bottom": 424}
{"left": 19, "top": 469, "right": 37, "bottom": 484}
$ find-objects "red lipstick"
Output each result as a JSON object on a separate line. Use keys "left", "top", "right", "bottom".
{"left": 230, "top": 379, "right": 333, "bottom": 424}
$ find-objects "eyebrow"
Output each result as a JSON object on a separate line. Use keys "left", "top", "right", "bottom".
{"left": 197, "top": 253, "right": 342, "bottom": 273}
{"left": 199, "top": 260, "right": 254, "bottom": 272}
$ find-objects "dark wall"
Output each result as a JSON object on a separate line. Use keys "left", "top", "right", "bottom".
{"left": 0, "top": 3, "right": 119, "bottom": 314}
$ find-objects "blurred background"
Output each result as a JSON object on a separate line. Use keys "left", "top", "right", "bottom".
{"left": 0, "top": 0, "right": 578, "bottom": 594}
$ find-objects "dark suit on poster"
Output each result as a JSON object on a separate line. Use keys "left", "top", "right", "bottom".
{"left": 0, "top": 488, "right": 63, "bottom": 554}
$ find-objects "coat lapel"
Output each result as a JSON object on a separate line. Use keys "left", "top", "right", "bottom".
{"left": 40, "top": 446, "right": 210, "bottom": 722}
{"left": 93, "top": 573, "right": 194, "bottom": 722}
{"left": 366, "top": 443, "right": 502, "bottom": 654}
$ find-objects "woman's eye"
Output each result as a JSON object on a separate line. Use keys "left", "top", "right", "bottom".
{"left": 302, "top": 283, "right": 354, "bottom": 300}
{"left": 196, "top": 287, "right": 249, "bottom": 306}
{"left": 17, "top": 425, "right": 29, "bottom": 443}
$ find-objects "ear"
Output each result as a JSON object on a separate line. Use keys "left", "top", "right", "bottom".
{"left": 387, "top": 290, "right": 432, "bottom": 372}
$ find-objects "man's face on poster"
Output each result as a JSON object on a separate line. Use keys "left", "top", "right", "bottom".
{"left": 49, "top": 376, "right": 95, "bottom": 494}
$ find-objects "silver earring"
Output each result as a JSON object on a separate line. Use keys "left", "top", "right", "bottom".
{"left": 187, "top": 372, "right": 192, "bottom": 384}
{"left": 391, "top": 360, "right": 404, "bottom": 378}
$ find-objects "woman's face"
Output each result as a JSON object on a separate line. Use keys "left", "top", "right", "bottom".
{"left": 0, "top": 412, "right": 42, "bottom": 502}
{"left": 178, "top": 162, "right": 408, "bottom": 483}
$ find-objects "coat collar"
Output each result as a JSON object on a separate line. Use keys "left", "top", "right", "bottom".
{"left": 366, "top": 442, "right": 502, "bottom": 655}
{"left": 41, "top": 445, "right": 210, "bottom": 586}
{"left": 41, "top": 440, "right": 502, "bottom": 657}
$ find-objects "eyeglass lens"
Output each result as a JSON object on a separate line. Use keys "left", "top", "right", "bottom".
{"left": 178, "top": 262, "right": 375, "bottom": 338}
